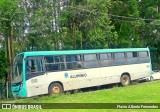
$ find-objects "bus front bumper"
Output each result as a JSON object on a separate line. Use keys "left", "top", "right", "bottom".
{"left": 12, "top": 87, "right": 27, "bottom": 98}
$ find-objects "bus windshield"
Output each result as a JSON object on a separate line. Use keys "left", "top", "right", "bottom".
{"left": 12, "top": 55, "right": 23, "bottom": 83}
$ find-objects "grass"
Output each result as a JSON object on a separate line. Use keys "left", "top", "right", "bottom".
{"left": 1, "top": 80, "right": 160, "bottom": 112}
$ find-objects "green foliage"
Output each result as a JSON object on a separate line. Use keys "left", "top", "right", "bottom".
{"left": 0, "top": 0, "right": 160, "bottom": 57}
{"left": 138, "top": 0, "right": 160, "bottom": 49}
{"left": 0, "top": 0, "right": 24, "bottom": 66}
{"left": 110, "top": 0, "right": 142, "bottom": 48}
{"left": 0, "top": 0, "right": 20, "bottom": 31}
{"left": 60, "top": 0, "right": 117, "bottom": 49}
{"left": 0, "top": 50, "right": 8, "bottom": 81}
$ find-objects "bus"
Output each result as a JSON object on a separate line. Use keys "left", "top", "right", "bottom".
{"left": 12, "top": 48, "right": 152, "bottom": 97}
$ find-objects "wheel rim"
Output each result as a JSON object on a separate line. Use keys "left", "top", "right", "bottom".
{"left": 52, "top": 86, "right": 60, "bottom": 94}
{"left": 122, "top": 76, "right": 129, "bottom": 85}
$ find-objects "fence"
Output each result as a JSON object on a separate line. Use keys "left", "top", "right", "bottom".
{"left": 0, "top": 82, "right": 13, "bottom": 100}
{"left": 0, "top": 83, "right": 6, "bottom": 99}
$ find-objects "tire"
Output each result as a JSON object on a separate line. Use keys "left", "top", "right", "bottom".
{"left": 49, "top": 83, "right": 63, "bottom": 95}
{"left": 150, "top": 76, "right": 154, "bottom": 81}
{"left": 121, "top": 75, "right": 131, "bottom": 86}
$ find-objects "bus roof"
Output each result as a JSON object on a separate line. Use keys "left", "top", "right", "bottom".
{"left": 20, "top": 48, "right": 150, "bottom": 57}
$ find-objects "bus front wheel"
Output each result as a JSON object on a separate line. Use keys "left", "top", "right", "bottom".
{"left": 120, "top": 75, "right": 131, "bottom": 86}
{"left": 49, "top": 83, "right": 63, "bottom": 95}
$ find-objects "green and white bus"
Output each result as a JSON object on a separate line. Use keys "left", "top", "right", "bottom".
{"left": 12, "top": 48, "right": 152, "bottom": 97}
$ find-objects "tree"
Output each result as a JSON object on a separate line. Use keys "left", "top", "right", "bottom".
{"left": 138, "top": 0, "right": 160, "bottom": 48}
{"left": 0, "top": 0, "right": 24, "bottom": 65}
{"left": 19, "top": 0, "right": 63, "bottom": 51}
{"left": 59, "top": 0, "right": 117, "bottom": 49}
{"left": 0, "top": 1, "right": 25, "bottom": 97}
{"left": 110, "top": 0, "right": 142, "bottom": 48}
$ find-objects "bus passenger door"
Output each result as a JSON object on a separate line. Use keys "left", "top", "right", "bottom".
{"left": 26, "top": 57, "right": 46, "bottom": 97}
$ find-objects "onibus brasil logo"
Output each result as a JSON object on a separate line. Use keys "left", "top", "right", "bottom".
{"left": 1, "top": 104, "right": 42, "bottom": 109}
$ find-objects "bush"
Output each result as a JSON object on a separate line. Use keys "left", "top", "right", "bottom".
{"left": 0, "top": 50, "right": 8, "bottom": 82}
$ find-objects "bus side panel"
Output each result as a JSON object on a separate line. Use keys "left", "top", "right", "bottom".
{"left": 66, "top": 71, "right": 87, "bottom": 90}
{"left": 100, "top": 63, "right": 151, "bottom": 84}
{"left": 100, "top": 66, "right": 120, "bottom": 85}
{"left": 69, "top": 68, "right": 101, "bottom": 89}
{"left": 45, "top": 68, "right": 101, "bottom": 91}
{"left": 45, "top": 72, "right": 72, "bottom": 91}
{"left": 84, "top": 68, "right": 101, "bottom": 87}
{"left": 25, "top": 62, "right": 151, "bottom": 97}
{"left": 131, "top": 63, "right": 151, "bottom": 80}
{"left": 26, "top": 73, "right": 47, "bottom": 97}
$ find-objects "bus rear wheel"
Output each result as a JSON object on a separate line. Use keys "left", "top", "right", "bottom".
{"left": 121, "top": 75, "right": 131, "bottom": 86}
{"left": 49, "top": 83, "right": 63, "bottom": 95}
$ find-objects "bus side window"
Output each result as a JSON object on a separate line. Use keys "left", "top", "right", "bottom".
{"left": 44, "top": 56, "right": 65, "bottom": 71}
{"left": 26, "top": 58, "right": 43, "bottom": 73}
{"left": 139, "top": 51, "right": 149, "bottom": 63}
{"left": 83, "top": 54, "right": 99, "bottom": 68}
{"left": 99, "top": 53, "right": 113, "bottom": 67}
{"left": 114, "top": 53, "right": 126, "bottom": 65}
{"left": 31, "top": 66, "right": 36, "bottom": 72}
{"left": 127, "top": 52, "right": 139, "bottom": 64}
{"left": 66, "top": 55, "right": 83, "bottom": 70}
{"left": 26, "top": 60, "right": 32, "bottom": 73}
